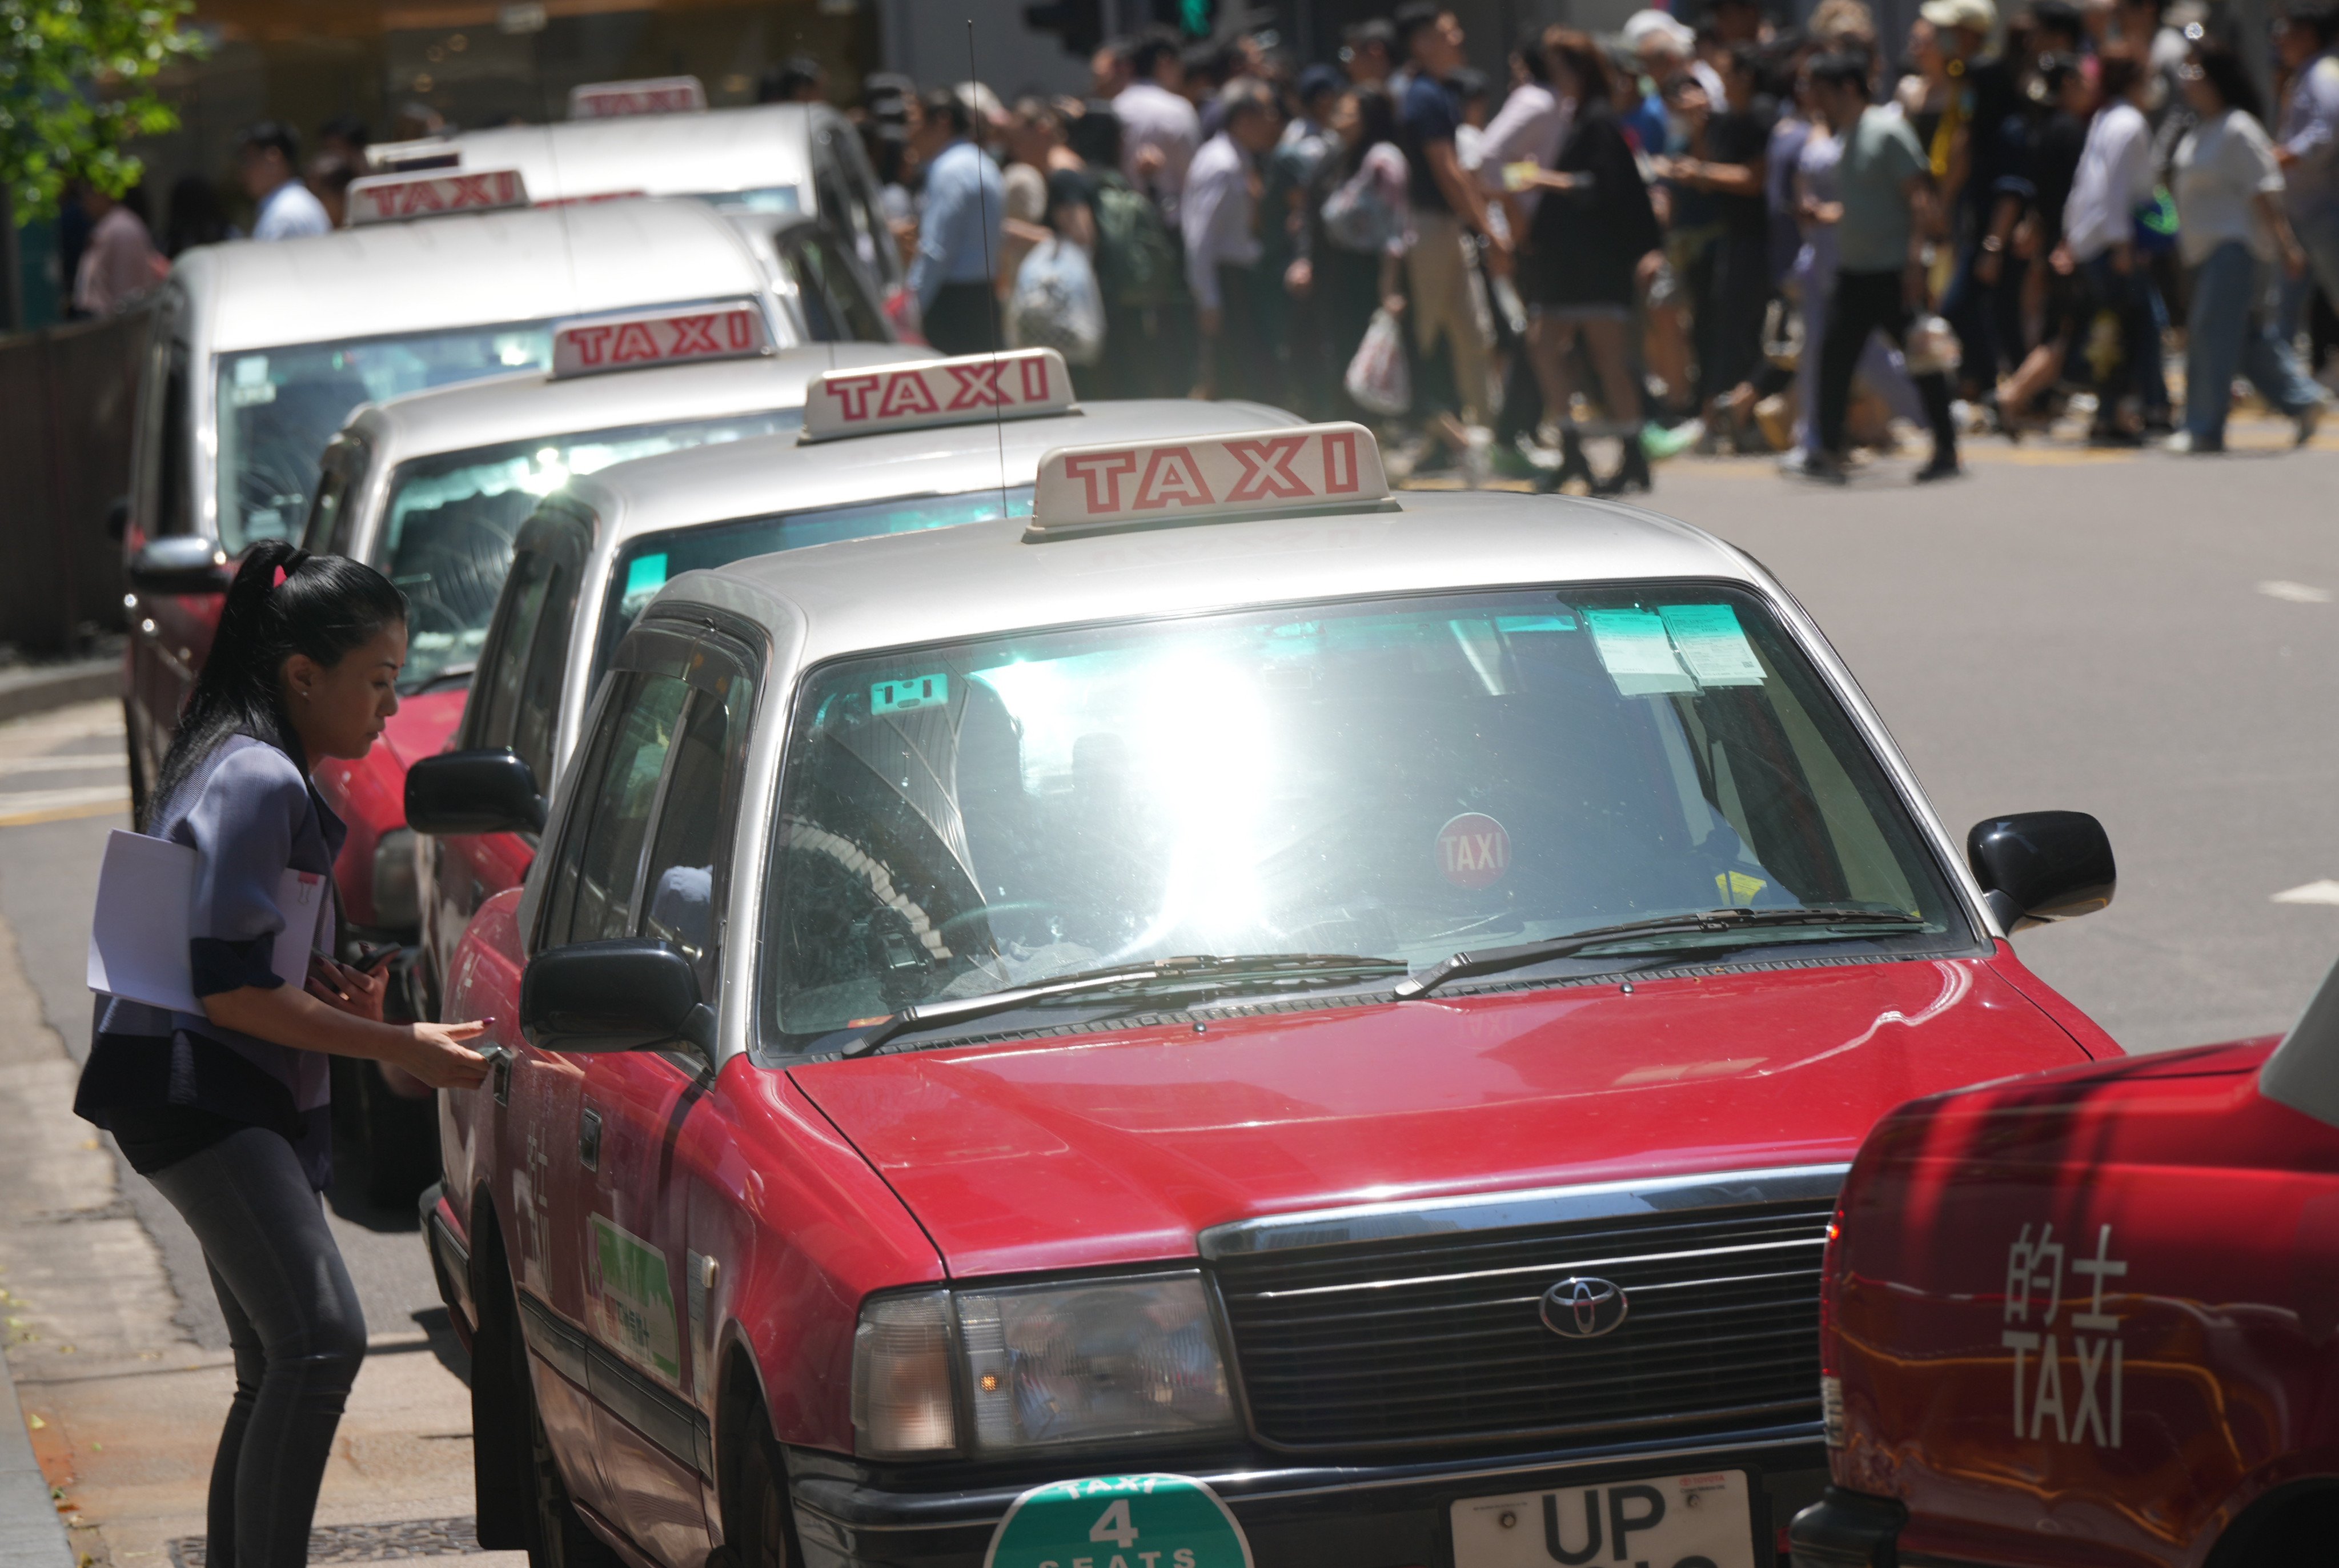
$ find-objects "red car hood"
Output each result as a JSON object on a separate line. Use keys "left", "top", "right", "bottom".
{"left": 790, "top": 954, "right": 2103, "bottom": 1279}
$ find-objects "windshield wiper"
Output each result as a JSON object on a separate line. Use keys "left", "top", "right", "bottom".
{"left": 838, "top": 952, "right": 1407, "bottom": 1057}
{"left": 1394, "top": 907, "right": 1928, "bottom": 1000}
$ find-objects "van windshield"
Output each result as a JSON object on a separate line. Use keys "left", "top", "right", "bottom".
{"left": 214, "top": 326, "right": 553, "bottom": 553}
{"left": 380, "top": 410, "right": 801, "bottom": 692}
{"left": 763, "top": 585, "right": 1971, "bottom": 1047}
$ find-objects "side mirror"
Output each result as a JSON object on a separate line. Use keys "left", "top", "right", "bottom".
{"left": 126, "top": 536, "right": 230, "bottom": 595}
{"left": 405, "top": 749, "right": 545, "bottom": 836}
{"left": 106, "top": 496, "right": 130, "bottom": 542}
{"left": 521, "top": 939, "right": 713, "bottom": 1054}
{"left": 1967, "top": 811, "right": 2115, "bottom": 933}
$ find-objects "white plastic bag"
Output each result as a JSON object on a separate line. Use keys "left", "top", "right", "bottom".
{"left": 1903, "top": 312, "right": 1961, "bottom": 376}
{"left": 1008, "top": 236, "right": 1105, "bottom": 365}
{"left": 1345, "top": 307, "right": 1411, "bottom": 417}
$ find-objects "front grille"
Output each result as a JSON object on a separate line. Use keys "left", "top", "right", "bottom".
{"left": 1214, "top": 1197, "right": 1831, "bottom": 1451}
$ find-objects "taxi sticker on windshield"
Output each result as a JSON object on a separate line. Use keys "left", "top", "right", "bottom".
{"left": 624, "top": 553, "right": 669, "bottom": 600}
{"left": 1659, "top": 604, "right": 1766, "bottom": 687}
{"left": 873, "top": 673, "right": 949, "bottom": 715}
{"left": 1584, "top": 609, "right": 1696, "bottom": 697}
{"left": 1437, "top": 813, "right": 1511, "bottom": 889}
{"left": 590, "top": 1215, "right": 680, "bottom": 1383}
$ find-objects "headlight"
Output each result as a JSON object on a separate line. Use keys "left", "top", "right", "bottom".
{"left": 371, "top": 827, "right": 418, "bottom": 929}
{"left": 851, "top": 1273, "right": 1237, "bottom": 1459}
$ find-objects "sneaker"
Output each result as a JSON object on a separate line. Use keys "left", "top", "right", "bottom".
{"left": 1912, "top": 453, "right": 1963, "bottom": 482}
{"left": 1787, "top": 451, "right": 1848, "bottom": 485}
{"left": 2297, "top": 400, "right": 2326, "bottom": 448}
{"left": 1643, "top": 419, "right": 1704, "bottom": 462}
{"left": 2165, "top": 430, "right": 2222, "bottom": 455}
{"left": 1487, "top": 439, "right": 1544, "bottom": 480}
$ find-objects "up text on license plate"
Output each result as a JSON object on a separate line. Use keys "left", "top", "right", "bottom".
{"left": 1450, "top": 1470, "right": 1754, "bottom": 1568}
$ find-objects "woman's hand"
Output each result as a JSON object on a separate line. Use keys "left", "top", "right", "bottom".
{"left": 306, "top": 951, "right": 389, "bottom": 1022}
{"left": 2283, "top": 239, "right": 2310, "bottom": 280}
{"left": 395, "top": 1020, "right": 493, "bottom": 1091}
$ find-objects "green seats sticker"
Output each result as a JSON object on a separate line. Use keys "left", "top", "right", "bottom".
{"left": 984, "top": 1475, "right": 1252, "bottom": 1568}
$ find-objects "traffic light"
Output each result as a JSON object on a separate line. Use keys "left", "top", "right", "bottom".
{"left": 1023, "top": 0, "right": 1104, "bottom": 55}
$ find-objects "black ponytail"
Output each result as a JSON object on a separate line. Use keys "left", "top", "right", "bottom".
{"left": 150, "top": 542, "right": 409, "bottom": 823}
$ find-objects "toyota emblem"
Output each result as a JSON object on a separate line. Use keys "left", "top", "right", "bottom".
{"left": 1541, "top": 1276, "right": 1630, "bottom": 1339}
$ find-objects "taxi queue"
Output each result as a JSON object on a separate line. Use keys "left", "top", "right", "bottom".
{"left": 113, "top": 105, "right": 2339, "bottom": 1568}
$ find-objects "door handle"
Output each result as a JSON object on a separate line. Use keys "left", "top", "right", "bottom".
{"left": 579, "top": 1107, "right": 601, "bottom": 1172}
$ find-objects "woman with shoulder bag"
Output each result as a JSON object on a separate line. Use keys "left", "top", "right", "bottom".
{"left": 76, "top": 542, "right": 490, "bottom": 1567}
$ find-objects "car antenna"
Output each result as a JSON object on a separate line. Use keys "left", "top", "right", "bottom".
{"left": 968, "top": 17, "right": 1009, "bottom": 524}
{"left": 800, "top": 30, "right": 834, "bottom": 375}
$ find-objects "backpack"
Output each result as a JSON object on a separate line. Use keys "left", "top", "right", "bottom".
{"left": 1090, "top": 172, "right": 1185, "bottom": 312}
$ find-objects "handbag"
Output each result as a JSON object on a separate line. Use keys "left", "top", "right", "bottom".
{"left": 1344, "top": 307, "right": 1411, "bottom": 416}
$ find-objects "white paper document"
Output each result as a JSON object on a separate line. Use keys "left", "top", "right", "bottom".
{"left": 87, "top": 830, "right": 326, "bottom": 1013}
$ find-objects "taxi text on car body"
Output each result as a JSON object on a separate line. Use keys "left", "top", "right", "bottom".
{"left": 412, "top": 399, "right": 2129, "bottom": 1568}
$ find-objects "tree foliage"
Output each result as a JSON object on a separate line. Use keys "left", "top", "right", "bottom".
{"left": 1, "top": 0, "right": 206, "bottom": 222}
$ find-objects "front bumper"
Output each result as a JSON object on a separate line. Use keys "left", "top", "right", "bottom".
{"left": 789, "top": 1426, "right": 1827, "bottom": 1568}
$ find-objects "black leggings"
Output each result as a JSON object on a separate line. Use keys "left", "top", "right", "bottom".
{"left": 147, "top": 1126, "right": 366, "bottom": 1568}
{"left": 1818, "top": 268, "right": 1959, "bottom": 461}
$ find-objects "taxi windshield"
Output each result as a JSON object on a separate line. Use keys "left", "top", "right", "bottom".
{"left": 594, "top": 485, "right": 1033, "bottom": 680}
{"left": 381, "top": 411, "right": 800, "bottom": 692}
{"left": 215, "top": 326, "right": 552, "bottom": 553}
{"left": 764, "top": 585, "right": 1970, "bottom": 1046}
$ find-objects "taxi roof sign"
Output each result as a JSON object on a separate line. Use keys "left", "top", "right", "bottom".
{"left": 800, "top": 348, "right": 1075, "bottom": 443}
{"left": 569, "top": 76, "right": 708, "bottom": 119}
{"left": 346, "top": 167, "right": 528, "bottom": 226}
{"left": 1026, "top": 422, "right": 1392, "bottom": 540}
{"left": 550, "top": 300, "right": 772, "bottom": 378}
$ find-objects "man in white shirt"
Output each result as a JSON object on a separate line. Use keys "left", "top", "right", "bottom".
{"left": 238, "top": 123, "right": 332, "bottom": 241}
{"left": 1184, "top": 78, "right": 1285, "bottom": 401}
{"left": 1115, "top": 29, "right": 1201, "bottom": 222}
{"left": 2054, "top": 50, "right": 2163, "bottom": 442}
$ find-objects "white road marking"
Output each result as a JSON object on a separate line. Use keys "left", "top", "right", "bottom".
{"left": 2257, "top": 580, "right": 2334, "bottom": 603}
{"left": 2273, "top": 880, "right": 2339, "bottom": 905}
{"left": 0, "top": 753, "right": 127, "bottom": 778}
{"left": 0, "top": 784, "right": 131, "bottom": 815}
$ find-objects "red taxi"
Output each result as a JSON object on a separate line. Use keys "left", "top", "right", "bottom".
{"left": 421, "top": 422, "right": 2127, "bottom": 1568}
{"left": 1795, "top": 946, "right": 2339, "bottom": 1566}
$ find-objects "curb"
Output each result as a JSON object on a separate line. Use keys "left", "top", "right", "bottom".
{"left": 0, "top": 661, "right": 115, "bottom": 728}
{"left": 0, "top": 1352, "right": 70, "bottom": 1566}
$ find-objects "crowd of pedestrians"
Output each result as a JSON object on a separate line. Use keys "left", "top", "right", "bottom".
{"left": 56, "top": 1, "right": 2339, "bottom": 487}
{"left": 876, "top": 0, "right": 2339, "bottom": 487}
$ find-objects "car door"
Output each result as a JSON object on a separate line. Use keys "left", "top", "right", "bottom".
{"left": 529, "top": 629, "right": 709, "bottom": 1560}
{"left": 419, "top": 508, "right": 584, "bottom": 1014}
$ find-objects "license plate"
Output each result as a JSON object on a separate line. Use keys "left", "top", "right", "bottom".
{"left": 1450, "top": 1470, "right": 1755, "bottom": 1568}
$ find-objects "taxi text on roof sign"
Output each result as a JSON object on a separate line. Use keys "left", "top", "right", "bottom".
{"left": 551, "top": 300, "right": 772, "bottom": 378}
{"left": 569, "top": 75, "right": 709, "bottom": 118}
{"left": 1026, "top": 422, "right": 1392, "bottom": 539}
{"left": 346, "top": 168, "right": 529, "bottom": 226}
{"left": 800, "top": 347, "right": 1076, "bottom": 442}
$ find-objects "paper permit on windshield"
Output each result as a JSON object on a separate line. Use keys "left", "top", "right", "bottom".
{"left": 1584, "top": 609, "right": 1696, "bottom": 696}
{"left": 1658, "top": 604, "right": 1766, "bottom": 687}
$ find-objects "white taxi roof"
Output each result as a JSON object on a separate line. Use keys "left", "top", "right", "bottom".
{"left": 368, "top": 103, "right": 824, "bottom": 210}
{"left": 174, "top": 196, "right": 768, "bottom": 356}
{"left": 332, "top": 343, "right": 933, "bottom": 564}
{"left": 664, "top": 488, "right": 1767, "bottom": 673}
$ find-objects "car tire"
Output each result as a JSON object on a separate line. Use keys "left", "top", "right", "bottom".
{"left": 476, "top": 1232, "right": 622, "bottom": 1568}
{"left": 728, "top": 1416, "right": 800, "bottom": 1568}
{"left": 520, "top": 1341, "right": 622, "bottom": 1568}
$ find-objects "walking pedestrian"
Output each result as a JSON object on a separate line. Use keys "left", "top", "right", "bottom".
{"left": 1069, "top": 105, "right": 1195, "bottom": 398}
{"left": 2274, "top": 1, "right": 2339, "bottom": 382}
{"left": 1920, "top": 0, "right": 2036, "bottom": 412}
{"left": 1117, "top": 29, "right": 1202, "bottom": 220}
{"left": 1520, "top": 31, "right": 1664, "bottom": 494}
{"left": 1478, "top": 27, "right": 1572, "bottom": 473}
{"left": 1295, "top": 83, "right": 1410, "bottom": 418}
{"left": 1187, "top": 78, "right": 1286, "bottom": 402}
{"left": 75, "top": 544, "right": 489, "bottom": 1568}
{"left": 1659, "top": 41, "right": 1778, "bottom": 444}
{"left": 2056, "top": 47, "right": 2161, "bottom": 444}
{"left": 1998, "top": 54, "right": 2094, "bottom": 428}
{"left": 2168, "top": 44, "right": 2325, "bottom": 451}
{"left": 236, "top": 122, "right": 331, "bottom": 241}
{"left": 73, "top": 184, "right": 168, "bottom": 316}
{"left": 1393, "top": 2, "right": 1511, "bottom": 470}
{"left": 907, "top": 89, "right": 1008, "bottom": 355}
{"left": 1798, "top": 51, "right": 1964, "bottom": 481}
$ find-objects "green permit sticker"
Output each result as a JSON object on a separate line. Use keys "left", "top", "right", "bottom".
{"left": 985, "top": 1475, "right": 1252, "bottom": 1568}
{"left": 872, "top": 672, "right": 949, "bottom": 715}
{"left": 624, "top": 552, "right": 670, "bottom": 600}
{"left": 1583, "top": 608, "right": 1696, "bottom": 697}
{"left": 591, "top": 1216, "right": 680, "bottom": 1382}
{"left": 1659, "top": 604, "right": 1766, "bottom": 687}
